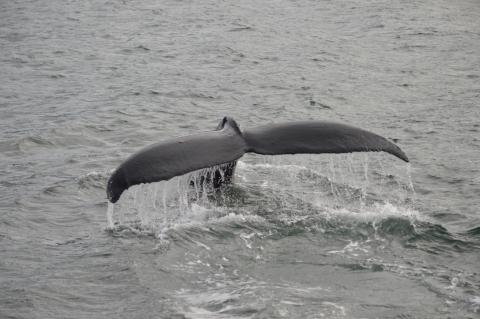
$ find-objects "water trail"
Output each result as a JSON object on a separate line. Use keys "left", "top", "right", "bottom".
{"left": 406, "top": 163, "right": 416, "bottom": 205}
{"left": 105, "top": 154, "right": 416, "bottom": 234}
{"left": 239, "top": 153, "right": 416, "bottom": 217}
{"left": 361, "top": 153, "right": 370, "bottom": 205}
{"left": 106, "top": 163, "right": 235, "bottom": 234}
{"left": 106, "top": 202, "right": 114, "bottom": 229}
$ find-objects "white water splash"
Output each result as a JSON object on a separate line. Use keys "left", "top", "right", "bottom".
{"left": 106, "top": 201, "right": 114, "bottom": 229}
{"left": 106, "top": 163, "right": 235, "bottom": 233}
{"left": 239, "top": 153, "right": 415, "bottom": 212}
{"left": 106, "top": 153, "right": 416, "bottom": 234}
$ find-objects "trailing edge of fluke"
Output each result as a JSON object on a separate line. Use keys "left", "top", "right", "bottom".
{"left": 107, "top": 117, "right": 409, "bottom": 203}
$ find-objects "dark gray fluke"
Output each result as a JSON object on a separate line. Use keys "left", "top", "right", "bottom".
{"left": 107, "top": 117, "right": 408, "bottom": 203}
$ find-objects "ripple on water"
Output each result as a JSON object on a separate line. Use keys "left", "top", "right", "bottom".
{"left": 2, "top": 0, "right": 479, "bottom": 317}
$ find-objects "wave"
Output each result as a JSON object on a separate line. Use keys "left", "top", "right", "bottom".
{"left": 103, "top": 155, "right": 477, "bottom": 255}
{"left": 104, "top": 156, "right": 415, "bottom": 236}
{"left": 77, "top": 171, "right": 110, "bottom": 190}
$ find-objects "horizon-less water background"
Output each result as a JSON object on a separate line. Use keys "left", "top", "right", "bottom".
{"left": 1, "top": 0, "right": 480, "bottom": 318}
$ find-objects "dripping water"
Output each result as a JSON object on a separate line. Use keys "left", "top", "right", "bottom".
{"left": 106, "top": 153, "right": 416, "bottom": 234}
{"left": 106, "top": 163, "right": 236, "bottom": 233}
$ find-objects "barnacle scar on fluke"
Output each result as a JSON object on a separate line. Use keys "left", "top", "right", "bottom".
{"left": 107, "top": 117, "right": 408, "bottom": 203}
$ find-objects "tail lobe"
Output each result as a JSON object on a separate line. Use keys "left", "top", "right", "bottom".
{"left": 243, "top": 121, "right": 409, "bottom": 162}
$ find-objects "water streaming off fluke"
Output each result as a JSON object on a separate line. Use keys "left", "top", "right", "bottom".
{"left": 106, "top": 154, "right": 416, "bottom": 237}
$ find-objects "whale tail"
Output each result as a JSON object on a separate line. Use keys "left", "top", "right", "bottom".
{"left": 243, "top": 120, "right": 408, "bottom": 162}
{"left": 107, "top": 116, "right": 408, "bottom": 203}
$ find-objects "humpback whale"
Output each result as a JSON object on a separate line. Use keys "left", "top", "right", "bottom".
{"left": 107, "top": 117, "right": 408, "bottom": 203}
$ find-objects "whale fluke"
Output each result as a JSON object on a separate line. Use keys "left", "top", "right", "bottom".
{"left": 107, "top": 118, "right": 245, "bottom": 203}
{"left": 244, "top": 121, "right": 409, "bottom": 162}
{"left": 107, "top": 117, "right": 408, "bottom": 203}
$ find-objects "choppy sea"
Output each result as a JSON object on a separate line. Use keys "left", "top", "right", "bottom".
{"left": 1, "top": 0, "right": 479, "bottom": 318}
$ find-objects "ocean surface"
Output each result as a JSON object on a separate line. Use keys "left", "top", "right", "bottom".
{"left": 1, "top": 0, "right": 479, "bottom": 318}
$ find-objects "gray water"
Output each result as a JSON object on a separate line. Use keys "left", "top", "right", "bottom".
{"left": 1, "top": 0, "right": 480, "bottom": 318}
